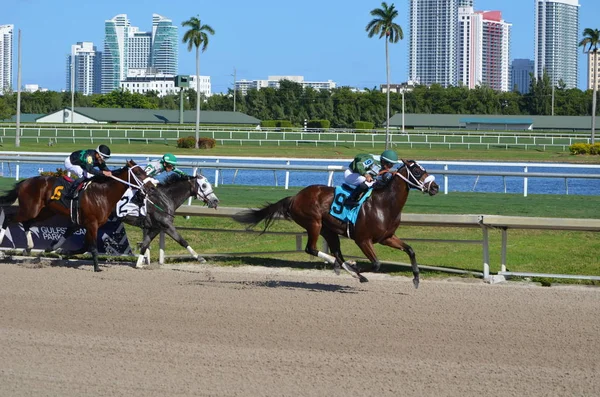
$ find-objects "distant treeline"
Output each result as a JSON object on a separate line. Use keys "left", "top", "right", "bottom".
{"left": 1, "top": 74, "right": 597, "bottom": 128}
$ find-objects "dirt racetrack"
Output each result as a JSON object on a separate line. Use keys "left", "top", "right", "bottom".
{"left": 0, "top": 260, "right": 599, "bottom": 397}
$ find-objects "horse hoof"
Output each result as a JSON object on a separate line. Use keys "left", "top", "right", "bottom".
{"left": 198, "top": 257, "right": 207, "bottom": 263}
{"left": 333, "top": 264, "right": 341, "bottom": 275}
{"left": 94, "top": 268, "right": 102, "bottom": 273}
{"left": 413, "top": 278, "right": 419, "bottom": 289}
{"left": 358, "top": 275, "right": 369, "bottom": 283}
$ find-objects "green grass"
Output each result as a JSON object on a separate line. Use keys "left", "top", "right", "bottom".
{"left": 1, "top": 141, "right": 599, "bottom": 284}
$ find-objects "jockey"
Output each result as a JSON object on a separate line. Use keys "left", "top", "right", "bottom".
{"left": 343, "top": 149, "right": 399, "bottom": 208}
{"left": 144, "top": 153, "right": 186, "bottom": 184}
{"left": 64, "top": 144, "right": 112, "bottom": 199}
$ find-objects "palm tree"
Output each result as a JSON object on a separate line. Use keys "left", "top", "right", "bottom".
{"left": 366, "top": 2, "right": 402, "bottom": 150}
{"left": 579, "top": 27, "right": 600, "bottom": 145}
{"left": 182, "top": 16, "right": 215, "bottom": 149}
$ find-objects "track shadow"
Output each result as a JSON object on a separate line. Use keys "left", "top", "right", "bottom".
{"left": 187, "top": 278, "right": 358, "bottom": 293}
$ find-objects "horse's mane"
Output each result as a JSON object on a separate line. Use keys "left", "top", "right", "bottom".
{"left": 161, "top": 173, "right": 194, "bottom": 186}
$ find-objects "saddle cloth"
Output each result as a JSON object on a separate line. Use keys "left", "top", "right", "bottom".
{"left": 115, "top": 188, "right": 147, "bottom": 218}
{"left": 329, "top": 184, "right": 372, "bottom": 225}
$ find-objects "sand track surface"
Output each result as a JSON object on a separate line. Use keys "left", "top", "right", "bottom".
{"left": 0, "top": 261, "right": 599, "bottom": 397}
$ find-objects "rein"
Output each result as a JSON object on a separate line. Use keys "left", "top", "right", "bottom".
{"left": 393, "top": 163, "right": 436, "bottom": 193}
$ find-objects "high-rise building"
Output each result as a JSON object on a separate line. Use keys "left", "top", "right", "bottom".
{"left": 66, "top": 42, "right": 102, "bottom": 95}
{"left": 102, "top": 14, "right": 131, "bottom": 93}
{"left": 101, "top": 14, "right": 178, "bottom": 94}
{"left": 534, "top": 0, "right": 580, "bottom": 88}
{"left": 458, "top": 7, "right": 483, "bottom": 89}
{"left": 586, "top": 52, "right": 600, "bottom": 91}
{"left": 511, "top": 59, "right": 535, "bottom": 94}
{"left": 458, "top": 8, "right": 511, "bottom": 91}
{"left": 481, "top": 11, "right": 511, "bottom": 92}
{"left": 234, "top": 76, "right": 336, "bottom": 96}
{"left": 409, "top": 0, "right": 461, "bottom": 87}
{"left": 0, "top": 24, "right": 14, "bottom": 94}
{"left": 151, "top": 14, "right": 178, "bottom": 76}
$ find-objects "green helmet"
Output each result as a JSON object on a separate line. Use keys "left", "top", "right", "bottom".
{"left": 380, "top": 149, "right": 399, "bottom": 164}
{"left": 162, "top": 153, "right": 178, "bottom": 166}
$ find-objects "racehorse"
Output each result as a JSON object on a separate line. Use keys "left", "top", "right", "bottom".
{"left": 0, "top": 160, "right": 151, "bottom": 272}
{"left": 233, "top": 160, "right": 439, "bottom": 288}
{"left": 122, "top": 174, "right": 219, "bottom": 268}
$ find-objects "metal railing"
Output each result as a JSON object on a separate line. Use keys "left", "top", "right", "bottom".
{"left": 1, "top": 152, "right": 600, "bottom": 197}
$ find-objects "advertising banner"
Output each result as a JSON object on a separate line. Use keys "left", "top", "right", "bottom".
{"left": 0, "top": 207, "right": 133, "bottom": 255}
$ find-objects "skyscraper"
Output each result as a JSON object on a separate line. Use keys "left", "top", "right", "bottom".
{"left": 102, "top": 14, "right": 131, "bottom": 93}
{"left": 458, "top": 7, "right": 483, "bottom": 88}
{"left": 481, "top": 11, "right": 511, "bottom": 92}
{"left": 66, "top": 42, "right": 102, "bottom": 95}
{"left": 0, "top": 24, "right": 14, "bottom": 94}
{"left": 101, "top": 14, "right": 178, "bottom": 94}
{"left": 511, "top": 59, "right": 535, "bottom": 94}
{"left": 534, "top": 0, "right": 580, "bottom": 88}
{"left": 409, "top": 0, "right": 460, "bottom": 87}
{"left": 151, "top": 14, "right": 178, "bottom": 75}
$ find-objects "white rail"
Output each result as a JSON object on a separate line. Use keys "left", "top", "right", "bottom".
{"left": 163, "top": 206, "right": 600, "bottom": 283}
{"left": 1, "top": 152, "right": 600, "bottom": 197}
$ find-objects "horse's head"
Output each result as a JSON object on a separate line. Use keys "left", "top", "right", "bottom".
{"left": 400, "top": 159, "right": 439, "bottom": 196}
{"left": 194, "top": 175, "right": 219, "bottom": 209}
{"left": 118, "top": 159, "right": 154, "bottom": 193}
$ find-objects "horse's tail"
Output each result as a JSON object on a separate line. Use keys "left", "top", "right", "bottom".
{"left": 233, "top": 196, "right": 294, "bottom": 234}
{"left": 0, "top": 181, "right": 24, "bottom": 206}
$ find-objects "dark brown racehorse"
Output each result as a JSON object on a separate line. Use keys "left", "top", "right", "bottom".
{"left": 233, "top": 160, "right": 439, "bottom": 288}
{"left": 0, "top": 160, "right": 151, "bottom": 272}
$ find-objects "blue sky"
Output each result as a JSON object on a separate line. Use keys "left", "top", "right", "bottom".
{"left": 5, "top": 0, "right": 600, "bottom": 93}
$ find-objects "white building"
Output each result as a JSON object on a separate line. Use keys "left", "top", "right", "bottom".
{"left": 458, "top": 7, "right": 483, "bottom": 89}
{"left": 587, "top": 52, "right": 600, "bottom": 91}
{"left": 120, "top": 68, "right": 211, "bottom": 97}
{"left": 0, "top": 24, "right": 13, "bottom": 94}
{"left": 535, "top": 0, "right": 580, "bottom": 88}
{"left": 234, "top": 75, "right": 336, "bottom": 95}
{"left": 66, "top": 42, "right": 102, "bottom": 95}
{"left": 102, "top": 14, "right": 178, "bottom": 94}
{"left": 409, "top": 0, "right": 469, "bottom": 87}
{"left": 24, "top": 84, "right": 48, "bottom": 93}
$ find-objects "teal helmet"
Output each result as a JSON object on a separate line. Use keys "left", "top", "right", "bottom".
{"left": 162, "top": 153, "right": 178, "bottom": 166}
{"left": 380, "top": 149, "right": 399, "bottom": 164}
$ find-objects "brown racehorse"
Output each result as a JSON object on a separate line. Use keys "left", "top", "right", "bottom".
{"left": 0, "top": 160, "right": 151, "bottom": 272}
{"left": 233, "top": 160, "right": 439, "bottom": 288}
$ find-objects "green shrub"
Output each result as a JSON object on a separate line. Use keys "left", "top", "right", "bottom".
{"left": 590, "top": 143, "right": 600, "bottom": 155}
{"left": 261, "top": 120, "right": 293, "bottom": 128}
{"left": 40, "top": 168, "right": 68, "bottom": 177}
{"left": 353, "top": 121, "right": 375, "bottom": 131}
{"left": 307, "top": 120, "right": 331, "bottom": 129}
{"left": 198, "top": 137, "right": 216, "bottom": 149}
{"left": 177, "top": 136, "right": 196, "bottom": 148}
{"left": 569, "top": 143, "right": 590, "bottom": 155}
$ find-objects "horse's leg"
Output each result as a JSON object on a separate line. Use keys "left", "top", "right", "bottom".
{"left": 379, "top": 235, "right": 419, "bottom": 289}
{"left": 84, "top": 223, "right": 101, "bottom": 272}
{"left": 162, "top": 223, "right": 206, "bottom": 264}
{"left": 135, "top": 228, "right": 160, "bottom": 268}
{"left": 319, "top": 228, "right": 366, "bottom": 282}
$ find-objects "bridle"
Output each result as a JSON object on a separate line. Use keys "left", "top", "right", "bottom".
{"left": 395, "top": 160, "right": 436, "bottom": 193}
{"left": 194, "top": 175, "right": 214, "bottom": 202}
{"left": 108, "top": 163, "right": 152, "bottom": 196}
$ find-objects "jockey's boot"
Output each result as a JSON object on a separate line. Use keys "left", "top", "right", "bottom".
{"left": 64, "top": 177, "right": 84, "bottom": 200}
{"left": 344, "top": 182, "right": 369, "bottom": 208}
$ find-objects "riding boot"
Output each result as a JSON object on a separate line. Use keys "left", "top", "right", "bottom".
{"left": 344, "top": 182, "right": 369, "bottom": 208}
{"left": 65, "top": 177, "right": 84, "bottom": 200}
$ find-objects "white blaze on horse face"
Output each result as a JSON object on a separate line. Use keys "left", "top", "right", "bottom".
{"left": 196, "top": 177, "right": 219, "bottom": 208}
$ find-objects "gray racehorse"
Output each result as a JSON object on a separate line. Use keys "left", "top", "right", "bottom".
{"left": 125, "top": 173, "right": 219, "bottom": 268}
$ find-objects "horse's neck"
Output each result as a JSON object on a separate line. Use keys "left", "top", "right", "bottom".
{"left": 158, "top": 179, "right": 193, "bottom": 207}
{"left": 371, "top": 170, "right": 409, "bottom": 210}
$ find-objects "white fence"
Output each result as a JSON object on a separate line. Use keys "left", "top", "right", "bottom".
{"left": 0, "top": 126, "right": 591, "bottom": 150}
{"left": 161, "top": 206, "right": 600, "bottom": 283}
{"left": 1, "top": 152, "right": 600, "bottom": 197}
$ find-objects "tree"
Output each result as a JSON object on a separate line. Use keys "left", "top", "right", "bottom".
{"left": 366, "top": 2, "right": 402, "bottom": 150}
{"left": 182, "top": 16, "right": 215, "bottom": 149}
{"left": 579, "top": 27, "right": 600, "bottom": 144}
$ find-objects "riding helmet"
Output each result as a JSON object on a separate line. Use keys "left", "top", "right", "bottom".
{"left": 162, "top": 153, "right": 178, "bottom": 166}
{"left": 96, "top": 144, "right": 111, "bottom": 159}
{"left": 380, "top": 149, "right": 399, "bottom": 164}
